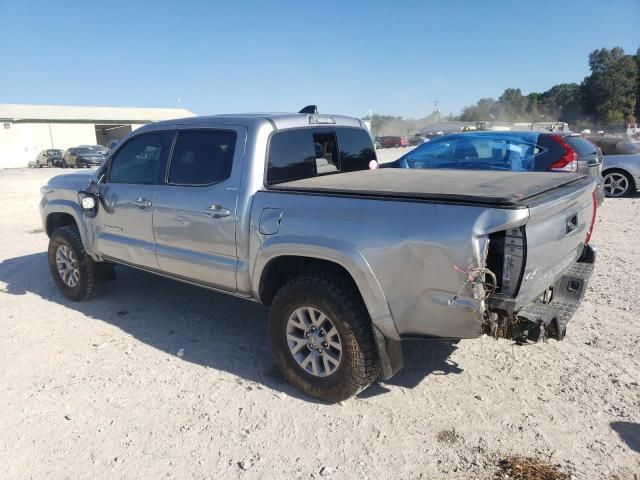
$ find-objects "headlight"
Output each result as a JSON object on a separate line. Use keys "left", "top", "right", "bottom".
{"left": 78, "top": 191, "right": 99, "bottom": 217}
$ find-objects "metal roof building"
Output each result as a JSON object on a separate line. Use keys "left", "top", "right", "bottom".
{"left": 0, "top": 103, "right": 196, "bottom": 168}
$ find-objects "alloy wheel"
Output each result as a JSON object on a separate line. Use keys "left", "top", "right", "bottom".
{"left": 286, "top": 306, "right": 342, "bottom": 377}
{"left": 55, "top": 245, "right": 80, "bottom": 287}
{"left": 603, "top": 172, "right": 629, "bottom": 197}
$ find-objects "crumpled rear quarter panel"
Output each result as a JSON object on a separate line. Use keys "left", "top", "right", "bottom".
{"left": 252, "top": 191, "right": 527, "bottom": 338}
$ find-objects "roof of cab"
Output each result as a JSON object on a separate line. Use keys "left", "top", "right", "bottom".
{"left": 139, "top": 112, "right": 363, "bottom": 132}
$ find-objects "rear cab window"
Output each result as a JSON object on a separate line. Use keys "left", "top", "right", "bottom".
{"left": 266, "top": 127, "right": 376, "bottom": 185}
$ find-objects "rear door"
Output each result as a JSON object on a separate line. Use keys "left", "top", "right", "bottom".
{"left": 152, "top": 126, "right": 245, "bottom": 291}
{"left": 94, "top": 130, "right": 173, "bottom": 268}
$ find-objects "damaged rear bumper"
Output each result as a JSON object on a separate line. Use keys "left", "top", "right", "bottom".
{"left": 486, "top": 244, "right": 596, "bottom": 342}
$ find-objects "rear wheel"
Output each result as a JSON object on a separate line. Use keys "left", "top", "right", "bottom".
{"left": 268, "top": 274, "right": 380, "bottom": 402}
{"left": 603, "top": 170, "right": 634, "bottom": 197}
{"left": 48, "top": 225, "right": 105, "bottom": 301}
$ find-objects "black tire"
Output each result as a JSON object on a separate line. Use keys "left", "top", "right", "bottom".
{"left": 269, "top": 274, "right": 380, "bottom": 402}
{"left": 48, "top": 225, "right": 103, "bottom": 301}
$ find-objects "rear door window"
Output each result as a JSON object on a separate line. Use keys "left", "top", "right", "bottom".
{"left": 402, "top": 134, "right": 538, "bottom": 171}
{"left": 565, "top": 136, "right": 598, "bottom": 157}
{"left": 167, "top": 129, "right": 236, "bottom": 186}
{"left": 266, "top": 127, "right": 376, "bottom": 185}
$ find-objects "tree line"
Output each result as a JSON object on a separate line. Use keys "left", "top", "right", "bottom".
{"left": 366, "top": 46, "right": 639, "bottom": 136}
{"left": 456, "top": 46, "right": 639, "bottom": 128}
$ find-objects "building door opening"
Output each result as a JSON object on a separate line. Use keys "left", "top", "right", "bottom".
{"left": 95, "top": 124, "right": 132, "bottom": 147}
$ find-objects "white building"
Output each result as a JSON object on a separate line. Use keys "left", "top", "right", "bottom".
{"left": 0, "top": 104, "right": 196, "bottom": 168}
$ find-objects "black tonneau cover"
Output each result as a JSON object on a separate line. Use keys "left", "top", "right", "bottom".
{"left": 268, "top": 169, "right": 587, "bottom": 207}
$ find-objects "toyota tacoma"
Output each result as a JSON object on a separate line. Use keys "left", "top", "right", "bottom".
{"left": 40, "top": 110, "right": 598, "bottom": 401}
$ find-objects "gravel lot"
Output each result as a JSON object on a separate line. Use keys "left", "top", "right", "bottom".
{"left": 1, "top": 165, "right": 638, "bottom": 479}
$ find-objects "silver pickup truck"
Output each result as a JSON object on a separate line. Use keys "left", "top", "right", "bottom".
{"left": 40, "top": 112, "right": 598, "bottom": 401}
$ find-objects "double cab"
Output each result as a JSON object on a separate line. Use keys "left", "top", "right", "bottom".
{"left": 40, "top": 111, "right": 598, "bottom": 401}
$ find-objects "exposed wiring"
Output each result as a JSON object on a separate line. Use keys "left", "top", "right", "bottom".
{"left": 449, "top": 265, "right": 497, "bottom": 305}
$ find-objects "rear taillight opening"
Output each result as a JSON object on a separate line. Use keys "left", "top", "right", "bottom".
{"left": 487, "top": 227, "right": 526, "bottom": 297}
{"left": 585, "top": 190, "right": 597, "bottom": 245}
{"left": 549, "top": 135, "right": 578, "bottom": 172}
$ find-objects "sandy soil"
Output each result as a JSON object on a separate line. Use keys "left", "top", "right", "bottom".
{"left": 1, "top": 166, "right": 638, "bottom": 479}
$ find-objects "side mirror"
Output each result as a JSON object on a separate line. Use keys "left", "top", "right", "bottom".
{"left": 78, "top": 191, "right": 99, "bottom": 217}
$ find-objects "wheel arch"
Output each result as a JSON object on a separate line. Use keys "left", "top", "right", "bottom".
{"left": 46, "top": 211, "right": 77, "bottom": 237}
{"left": 252, "top": 237, "right": 399, "bottom": 342}
{"left": 44, "top": 201, "right": 91, "bottom": 251}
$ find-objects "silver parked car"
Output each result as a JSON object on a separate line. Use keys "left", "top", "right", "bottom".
{"left": 40, "top": 111, "right": 598, "bottom": 401}
{"left": 601, "top": 153, "right": 640, "bottom": 197}
{"left": 589, "top": 138, "right": 640, "bottom": 197}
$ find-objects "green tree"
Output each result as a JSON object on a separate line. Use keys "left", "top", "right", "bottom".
{"left": 583, "top": 47, "right": 638, "bottom": 124}
{"left": 458, "top": 98, "right": 496, "bottom": 121}
{"left": 540, "top": 83, "right": 584, "bottom": 122}
{"left": 497, "top": 88, "right": 527, "bottom": 121}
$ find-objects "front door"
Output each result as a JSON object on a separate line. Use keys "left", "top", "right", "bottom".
{"left": 152, "top": 127, "right": 244, "bottom": 291}
{"left": 93, "top": 130, "right": 173, "bottom": 269}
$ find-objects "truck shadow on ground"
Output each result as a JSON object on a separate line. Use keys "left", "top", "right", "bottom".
{"left": 0, "top": 252, "right": 462, "bottom": 402}
{"left": 610, "top": 421, "right": 640, "bottom": 453}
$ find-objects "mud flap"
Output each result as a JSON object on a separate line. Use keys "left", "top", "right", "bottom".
{"left": 372, "top": 325, "right": 404, "bottom": 380}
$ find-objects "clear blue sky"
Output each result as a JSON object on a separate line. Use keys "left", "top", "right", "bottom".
{"left": 1, "top": 0, "right": 638, "bottom": 118}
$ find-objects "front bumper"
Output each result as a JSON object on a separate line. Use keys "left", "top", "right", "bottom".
{"left": 486, "top": 244, "right": 596, "bottom": 342}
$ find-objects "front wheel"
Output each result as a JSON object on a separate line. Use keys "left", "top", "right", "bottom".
{"left": 269, "top": 275, "right": 380, "bottom": 402}
{"left": 48, "top": 226, "right": 104, "bottom": 301}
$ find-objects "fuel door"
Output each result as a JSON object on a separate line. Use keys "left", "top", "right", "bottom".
{"left": 259, "top": 208, "right": 283, "bottom": 235}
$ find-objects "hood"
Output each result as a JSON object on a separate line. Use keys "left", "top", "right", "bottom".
{"left": 45, "top": 171, "right": 95, "bottom": 191}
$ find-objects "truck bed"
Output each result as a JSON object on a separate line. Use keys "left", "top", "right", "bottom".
{"left": 269, "top": 169, "right": 587, "bottom": 208}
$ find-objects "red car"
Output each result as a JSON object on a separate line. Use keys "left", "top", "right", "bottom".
{"left": 375, "top": 136, "right": 409, "bottom": 148}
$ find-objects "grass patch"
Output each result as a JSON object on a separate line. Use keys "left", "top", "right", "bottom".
{"left": 494, "top": 455, "right": 569, "bottom": 480}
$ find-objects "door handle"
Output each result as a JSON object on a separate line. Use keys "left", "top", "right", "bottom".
{"left": 204, "top": 205, "right": 230, "bottom": 218}
{"left": 129, "top": 197, "right": 152, "bottom": 209}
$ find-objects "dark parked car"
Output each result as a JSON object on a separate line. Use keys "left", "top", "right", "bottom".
{"left": 387, "top": 131, "right": 604, "bottom": 204}
{"left": 78, "top": 144, "right": 109, "bottom": 155}
{"left": 62, "top": 147, "right": 106, "bottom": 168}
{"left": 408, "top": 134, "right": 426, "bottom": 146}
{"left": 33, "top": 149, "right": 64, "bottom": 167}
{"left": 588, "top": 137, "right": 640, "bottom": 156}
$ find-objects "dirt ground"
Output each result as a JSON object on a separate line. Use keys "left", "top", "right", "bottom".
{"left": 1, "top": 165, "right": 638, "bottom": 479}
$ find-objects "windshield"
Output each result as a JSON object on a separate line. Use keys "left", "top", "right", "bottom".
{"left": 47, "top": 149, "right": 62, "bottom": 155}
{"left": 75, "top": 148, "right": 101, "bottom": 154}
{"left": 396, "top": 133, "right": 540, "bottom": 172}
{"left": 620, "top": 141, "right": 640, "bottom": 154}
